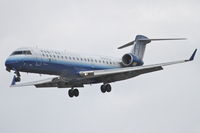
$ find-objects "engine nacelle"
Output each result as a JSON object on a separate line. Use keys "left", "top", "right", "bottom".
{"left": 122, "top": 53, "right": 144, "bottom": 67}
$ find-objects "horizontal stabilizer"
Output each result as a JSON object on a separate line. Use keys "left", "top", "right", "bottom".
{"left": 118, "top": 41, "right": 135, "bottom": 49}
{"left": 139, "top": 38, "right": 186, "bottom": 41}
{"left": 118, "top": 38, "right": 186, "bottom": 49}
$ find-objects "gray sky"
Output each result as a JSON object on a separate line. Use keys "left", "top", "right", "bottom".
{"left": 0, "top": 0, "right": 200, "bottom": 133}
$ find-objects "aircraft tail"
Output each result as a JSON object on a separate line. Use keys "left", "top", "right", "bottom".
{"left": 118, "top": 35, "right": 186, "bottom": 61}
{"left": 131, "top": 35, "right": 150, "bottom": 60}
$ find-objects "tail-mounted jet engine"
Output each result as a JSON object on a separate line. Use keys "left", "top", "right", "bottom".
{"left": 122, "top": 53, "right": 144, "bottom": 67}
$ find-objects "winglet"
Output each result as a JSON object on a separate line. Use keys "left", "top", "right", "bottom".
{"left": 10, "top": 76, "right": 16, "bottom": 86}
{"left": 189, "top": 49, "right": 197, "bottom": 61}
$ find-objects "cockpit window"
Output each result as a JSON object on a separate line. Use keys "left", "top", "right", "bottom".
{"left": 11, "top": 50, "right": 32, "bottom": 56}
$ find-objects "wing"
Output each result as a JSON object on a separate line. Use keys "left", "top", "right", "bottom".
{"left": 10, "top": 76, "right": 84, "bottom": 88}
{"left": 11, "top": 77, "right": 59, "bottom": 87}
{"left": 79, "top": 49, "right": 197, "bottom": 83}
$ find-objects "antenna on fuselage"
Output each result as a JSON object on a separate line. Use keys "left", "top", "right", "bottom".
{"left": 34, "top": 41, "right": 39, "bottom": 49}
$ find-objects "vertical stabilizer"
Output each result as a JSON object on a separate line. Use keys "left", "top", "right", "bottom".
{"left": 131, "top": 35, "right": 151, "bottom": 60}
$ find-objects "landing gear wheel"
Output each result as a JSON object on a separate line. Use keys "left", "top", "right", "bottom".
{"left": 68, "top": 88, "right": 79, "bottom": 98}
{"left": 74, "top": 89, "right": 79, "bottom": 97}
{"left": 105, "top": 84, "right": 111, "bottom": 92}
{"left": 101, "top": 85, "right": 106, "bottom": 93}
{"left": 68, "top": 89, "right": 74, "bottom": 98}
{"left": 14, "top": 76, "right": 21, "bottom": 82}
{"left": 101, "top": 84, "right": 112, "bottom": 93}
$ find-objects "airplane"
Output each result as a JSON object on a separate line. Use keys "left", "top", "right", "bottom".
{"left": 5, "top": 35, "right": 197, "bottom": 98}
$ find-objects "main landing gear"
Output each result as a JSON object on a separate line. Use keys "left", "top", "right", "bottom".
{"left": 100, "top": 83, "right": 112, "bottom": 93}
{"left": 68, "top": 88, "right": 79, "bottom": 98}
{"left": 67, "top": 83, "right": 112, "bottom": 98}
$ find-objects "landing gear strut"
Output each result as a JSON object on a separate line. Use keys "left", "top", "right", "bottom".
{"left": 101, "top": 83, "right": 112, "bottom": 93}
{"left": 14, "top": 70, "right": 21, "bottom": 82}
{"left": 68, "top": 88, "right": 79, "bottom": 98}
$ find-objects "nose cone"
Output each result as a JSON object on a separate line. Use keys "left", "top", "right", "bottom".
{"left": 5, "top": 58, "right": 17, "bottom": 70}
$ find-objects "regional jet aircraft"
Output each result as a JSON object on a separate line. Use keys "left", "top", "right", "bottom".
{"left": 5, "top": 35, "right": 197, "bottom": 97}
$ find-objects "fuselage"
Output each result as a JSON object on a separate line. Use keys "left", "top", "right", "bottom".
{"left": 5, "top": 47, "right": 122, "bottom": 78}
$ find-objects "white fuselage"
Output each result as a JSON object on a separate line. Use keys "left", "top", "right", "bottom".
{"left": 5, "top": 47, "right": 122, "bottom": 78}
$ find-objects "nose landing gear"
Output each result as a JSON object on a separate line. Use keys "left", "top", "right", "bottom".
{"left": 14, "top": 70, "right": 21, "bottom": 82}
{"left": 14, "top": 75, "right": 21, "bottom": 82}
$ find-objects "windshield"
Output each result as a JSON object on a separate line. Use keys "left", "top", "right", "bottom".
{"left": 11, "top": 50, "right": 32, "bottom": 56}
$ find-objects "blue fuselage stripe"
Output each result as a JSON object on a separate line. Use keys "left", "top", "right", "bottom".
{"left": 6, "top": 56, "right": 121, "bottom": 77}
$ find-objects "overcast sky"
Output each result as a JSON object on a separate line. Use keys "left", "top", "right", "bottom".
{"left": 0, "top": 0, "right": 200, "bottom": 133}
